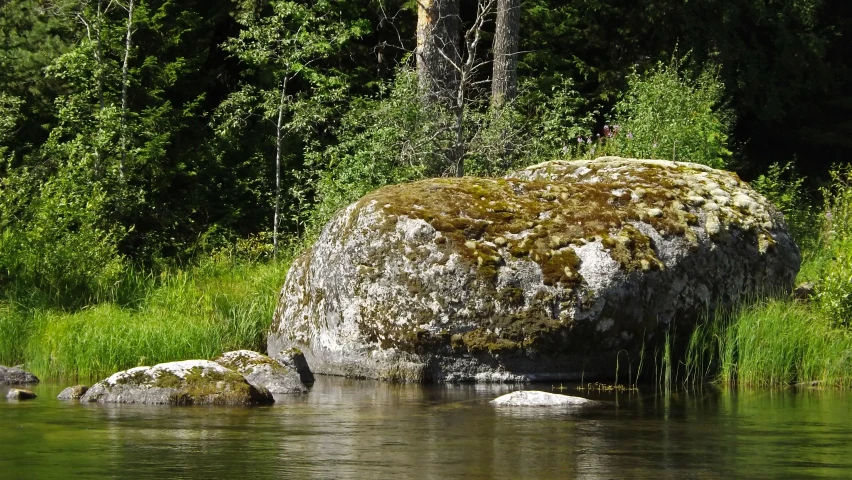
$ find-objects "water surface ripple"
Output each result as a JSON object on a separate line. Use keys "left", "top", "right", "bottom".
{"left": 2, "top": 378, "right": 851, "bottom": 479}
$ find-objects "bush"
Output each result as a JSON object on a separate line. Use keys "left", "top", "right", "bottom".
{"left": 305, "top": 68, "right": 439, "bottom": 230}
{"left": 306, "top": 67, "right": 595, "bottom": 231}
{"left": 807, "top": 165, "right": 852, "bottom": 326}
{"left": 751, "top": 162, "right": 819, "bottom": 250}
{"left": 512, "top": 75, "right": 596, "bottom": 164}
{"left": 608, "top": 54, "right": 732, "bottom": 168}
{"left": 0, "top": 165, "right": 126, "bottom": 308}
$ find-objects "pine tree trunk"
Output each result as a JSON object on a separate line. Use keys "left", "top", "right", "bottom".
{"left": 120, "top": 0, "right": 134, "bottom": 180}
{"left": 491, "top": 0, "right": 520, "bottom": 108}
{"left": 416, "top": 0, "right": 460, "bottom": 106}
{"left": 491, "top": 0, "right": 521, "bottom": 107}
{"left": 490, "top": 0, "right": 520, "bottom": 166}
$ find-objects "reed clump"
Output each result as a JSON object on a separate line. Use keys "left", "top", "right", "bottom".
{"left": 686, "top": 299, "right": 852, "bottom": 388}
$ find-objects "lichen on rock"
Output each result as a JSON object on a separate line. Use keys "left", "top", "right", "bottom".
{"left": 213, "top": 350, "right": 308, "bottom": 394}
{"left": 57, "top": 385, "right": 88, "bottom": 400}
{"left": 80, "top": 360, "right": 274, "bottom": 405}
{"left": 0, "top": 365, "right": 39, "bottom": 385}
{"left": 268, "top": 157, "right": 801, "bottom": 383}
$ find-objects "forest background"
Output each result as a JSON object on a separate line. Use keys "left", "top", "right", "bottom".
{"left": 1, "top": 0, "right": 852, "bottom": 385}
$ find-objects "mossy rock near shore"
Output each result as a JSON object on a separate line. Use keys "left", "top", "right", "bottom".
{"left": 213, "top": 350, "right": 309, "bottom": 394}
{"left": 268, "top": 158, "right": 800, "bottom": 383}
{"left": 80, "top": 360, "right": 274, "bottom": 405}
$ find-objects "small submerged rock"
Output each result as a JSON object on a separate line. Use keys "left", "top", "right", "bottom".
{"left": 6, "top": 388, "right": 37, "bottom": 400}
{"left": 490, "top": 390, "right": 596, "bottom": 407}
{"left": 0, "top": 365, "right": 39, "bottom": 385}
{"left": 57, "top": 385, "right": 89, "bottom": 400}
{"left": 80, "top": 360, "right": 274, "bottom": 405}
{"left": 214, "top": 350, "right": 308, "bottom": 394}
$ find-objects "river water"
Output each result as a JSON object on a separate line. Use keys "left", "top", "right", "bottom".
{"left": 2, "top": 377, "right": 851, "bottom": 479}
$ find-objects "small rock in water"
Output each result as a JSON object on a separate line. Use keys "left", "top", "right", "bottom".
{"left": 0, "top": 365, "right": 39, "bottom": 385}
{"left": 57, "top": 385, "right": 89, "bottom": 400}
{"left": 6, "top": 388, "right": 37, "bottom": 400}
{"left": 490, "top": 390, "right": 595, "bottom": 407}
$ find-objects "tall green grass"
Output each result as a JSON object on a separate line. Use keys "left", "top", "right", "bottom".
{"left": 686, "top": 299, "right": 852, "bottom": 388}
{"left": 680, "top": 162, "right": 852, "bottom": 389}
{"left": 0, "top": 258, "right": 286, "bottom": 381}
{"left": 0, "top": 302, "right": 31, "bottom": 367}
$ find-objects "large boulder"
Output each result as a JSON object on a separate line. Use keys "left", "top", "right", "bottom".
{"left": 0, "top": 365, "right": 39, "bottom": 384}
{"left": 213, "top": 350, "right": 308, "bottom": 394}
{"left": 80, "top": 360, "right": 274, "bottom": 405}
{"left": 268, "top": 158, "right": 800, "bottom": 382}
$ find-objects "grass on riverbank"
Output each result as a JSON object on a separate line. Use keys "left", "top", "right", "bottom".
{"left": 0, "top": 258, "right": 285, "bottom": 381}
{"left": 686, "top": 298, "right": 852, "bottom": 388}
{"left": 681, "top": 165, "right": 852, "bottom": 388}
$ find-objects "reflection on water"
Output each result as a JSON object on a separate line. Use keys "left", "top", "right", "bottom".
{"left": 2, "top": 379, "right": 851, "bottom": 479}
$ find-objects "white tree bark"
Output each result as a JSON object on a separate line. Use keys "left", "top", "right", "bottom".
{"left": 273, "top": 76, "right": 288, "bottom": 259}
{"left": 119, "top": 0, "right": 134, "bottom": 180}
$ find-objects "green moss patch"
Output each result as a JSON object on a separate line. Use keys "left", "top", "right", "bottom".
{"left": 169, "top": 366, "right": 262, "bottom": 405}
{"left": 359, "top": 174, "right": 676, "bottom": 283}
{"left": 291, "top": 159, "right": 776, "bottom": 358}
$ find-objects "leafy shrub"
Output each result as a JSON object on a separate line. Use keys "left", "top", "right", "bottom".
{"left": 513, "top": 75, "right": 596, "bottom": 164}
{"left": 0, "top": 164, "right": 125, "bottom": 307}
{"left": 810, "top": 165, "right": 852, "bottom": 326}
{"left": 751, "top": 162, "right": 819, "bottom": 250}
{"left": 304, "top": 68, "right": 438, "bottom": 230}
{"left": 306, "top": 67, "right": 594, "bottom": 232}
{"left": 609, "top": 54, "right": 732, "bottom": 168}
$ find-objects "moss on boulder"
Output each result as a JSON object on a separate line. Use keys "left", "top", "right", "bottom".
{"left": 80, "top": 360, "right": 274, "bottom": 405}
{"left": 213, "top": 350, "right": 308, "bottom": 394}
{"left": 268, "top": 158, "right": 800, "bottom": 383}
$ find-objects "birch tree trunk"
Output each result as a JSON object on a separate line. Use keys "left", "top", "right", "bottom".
{"left": 119, "top": 0, "right": 134, "bottom": 180}
{"left": 273, "top": 76, "right": 288, "bottom": 260}
{"left": 491, "top": 0, "right": 520, "bottom": 108}
{"left": 416, "top": 0, "right": 460, "bottom": 106}
{"left": 94, "top": 0, "right": 104, "bottom": 177}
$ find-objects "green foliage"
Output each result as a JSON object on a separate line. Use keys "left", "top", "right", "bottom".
{"left": 513, "top": 75, "right": 596, "bottom": 164}
{"left": 0, "top": 164, "right": 126, "bottom": 308}
{"left": 306, "top": 67, "right": 447, "bottom": 228}
{"left": 751, "top": 162, "right": 819, "bottom": 251}
{"left": 803, "top": 165, "right": 852, "bottom": 326}
{"left": 0, "top": 302, "right": 30, "bottom": 366}
{"left": 609, "top": 55, "right": 732, "bottom": 168}
{"left": 1, "top": 255, "right": 283, "bottom": 380}
{"left": 216, "top": 0, "right": 368, "bottom": 238}
{"left": 308, "top": 67, "right": 593, "bottom": 229}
